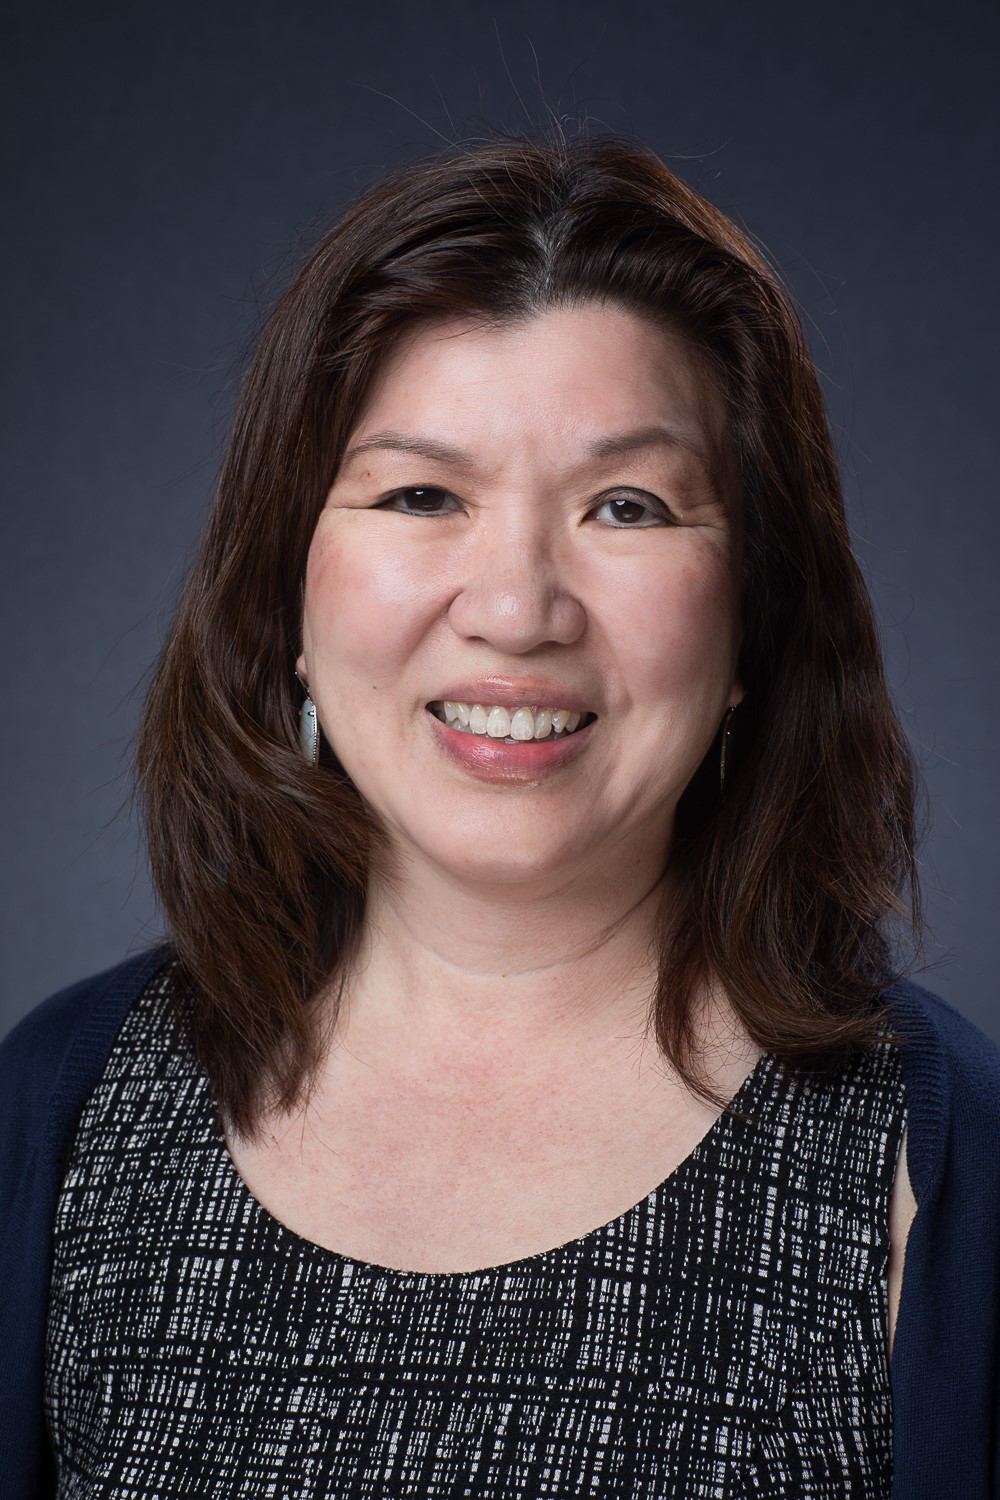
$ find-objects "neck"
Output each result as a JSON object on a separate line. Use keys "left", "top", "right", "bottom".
{"left": 334, "top": 840, "right": 675, "bottom": 1070}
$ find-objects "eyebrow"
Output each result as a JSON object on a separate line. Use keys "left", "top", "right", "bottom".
{"left": 585, "top": 424, "right": 714, "bottom": 476}
{"left": 339, "top": 424, "right": 716, "bottom": 478}
{"left": 340, "top": 431, "right": 479, "bottom": 469}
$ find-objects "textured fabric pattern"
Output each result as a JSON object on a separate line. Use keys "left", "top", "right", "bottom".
{"left": 45, "top": 968, "right": 907, "bottom": 1498}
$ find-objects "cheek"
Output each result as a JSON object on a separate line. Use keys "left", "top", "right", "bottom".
{"left": 598, "top": 549, "right": 739, "bottom": 703}
{"left": 302, "top": 518, "right": 435, "bottom": 675}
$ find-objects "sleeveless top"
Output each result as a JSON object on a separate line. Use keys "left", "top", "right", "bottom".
{"left": 45, "top": 965, "right": 908, "bottom": 1498}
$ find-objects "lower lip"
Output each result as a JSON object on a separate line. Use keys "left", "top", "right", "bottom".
{"left": 426, "top": 710, "right": 594, "bottom": 782}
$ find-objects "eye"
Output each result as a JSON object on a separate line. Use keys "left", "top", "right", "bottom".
{"left": 375, "top": 486, "right": 461, "bottom": 516}
{"left": 592, "top": 491, "right": 672, "bottom": 527}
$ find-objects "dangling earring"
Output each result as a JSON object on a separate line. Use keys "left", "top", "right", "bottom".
{"left": 298, "top": 683, "right": 320, "bottom": 766}
{"left": 719, "top": 703, "right": 738, "bottom": 792}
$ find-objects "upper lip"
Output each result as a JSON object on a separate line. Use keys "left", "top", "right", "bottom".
{"left": 427, "top": 677, "right": 598, "bottom": 715}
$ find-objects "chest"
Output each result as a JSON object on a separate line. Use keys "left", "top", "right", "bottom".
{"left": 226, "top": 1053, "right": 749, "bottom": 1274}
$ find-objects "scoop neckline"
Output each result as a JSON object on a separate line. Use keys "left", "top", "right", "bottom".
{"left": 208, "top": 1046, "right": 779, "bottom": 1284}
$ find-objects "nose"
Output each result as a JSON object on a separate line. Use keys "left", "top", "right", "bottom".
{"left": 446, "top": 519, "right": 586, "bottom": 653}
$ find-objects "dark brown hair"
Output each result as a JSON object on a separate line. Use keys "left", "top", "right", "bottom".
{"left": 137, "top": 132, "right": 920, "bottom": 1140}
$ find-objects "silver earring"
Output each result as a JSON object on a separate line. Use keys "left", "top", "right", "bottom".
{"left": 299, "top": 695, "right": 320, "bottom": 766}
{"left": 719, "top": 704, "right": 738, "bottom": 792}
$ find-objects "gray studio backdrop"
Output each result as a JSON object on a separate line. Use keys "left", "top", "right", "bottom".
{"left": 3, "top": 1, "right": 997, "bottom": 1042}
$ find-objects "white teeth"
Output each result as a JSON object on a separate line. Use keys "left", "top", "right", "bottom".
{"left": 486, "top": 706, "right": 511, "bottom": 738}
{"left": 435, "top": 700, "right": 592, "bottom": 741}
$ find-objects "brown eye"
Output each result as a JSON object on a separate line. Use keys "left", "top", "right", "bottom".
{"left": 593, "top": 493, "right": 670, "bottom": 527}
{"left": 377, "top": 486, "right": 459, "bottom": 515}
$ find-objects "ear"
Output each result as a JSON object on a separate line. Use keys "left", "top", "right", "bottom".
{"left": 728, "top": 678, "right": 745, "bottom": 710}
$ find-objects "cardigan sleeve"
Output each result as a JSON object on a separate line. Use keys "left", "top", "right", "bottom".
{"left": 887, "top": 980, "right": 1000, "bottom": 1499}
{"left": 0, "top": 946, "right": 172, "bottom": 1500}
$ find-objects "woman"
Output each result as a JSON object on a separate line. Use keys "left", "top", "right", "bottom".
{"left": 2, "top": 134, "right": 998, "bottom": 1498}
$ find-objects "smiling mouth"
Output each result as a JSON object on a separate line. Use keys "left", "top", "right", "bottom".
{"left": 428, "top": 701, "right": 598, "bottom": 744}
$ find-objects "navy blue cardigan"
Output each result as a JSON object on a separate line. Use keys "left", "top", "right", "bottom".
{"left": 2, "top": 948, "right": 998, "bottom": 1497}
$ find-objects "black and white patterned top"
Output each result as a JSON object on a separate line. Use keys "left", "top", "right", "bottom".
{"left": 45, "top": 964, "right": 907, "bottom": 1498}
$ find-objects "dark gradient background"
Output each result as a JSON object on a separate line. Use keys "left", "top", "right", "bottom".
{"left": 3, "top": 1, "right": 998, "bottom": 1042}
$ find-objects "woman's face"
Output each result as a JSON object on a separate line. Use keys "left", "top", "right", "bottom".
{"left": 299, "top": 302, "right": 743, "bottom": 894}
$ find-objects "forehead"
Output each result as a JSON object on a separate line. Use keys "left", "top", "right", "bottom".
{"left": 345, "top": 303, "right": 729, "bottom": 481}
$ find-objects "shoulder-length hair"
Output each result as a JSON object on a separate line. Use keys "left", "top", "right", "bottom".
{"left": 137, "top": 133, "right": 920, "bottom": 1140}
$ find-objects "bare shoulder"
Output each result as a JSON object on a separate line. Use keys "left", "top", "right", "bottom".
{"left": 887, "top": 1123, "right": 917, "bottom": 1359}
